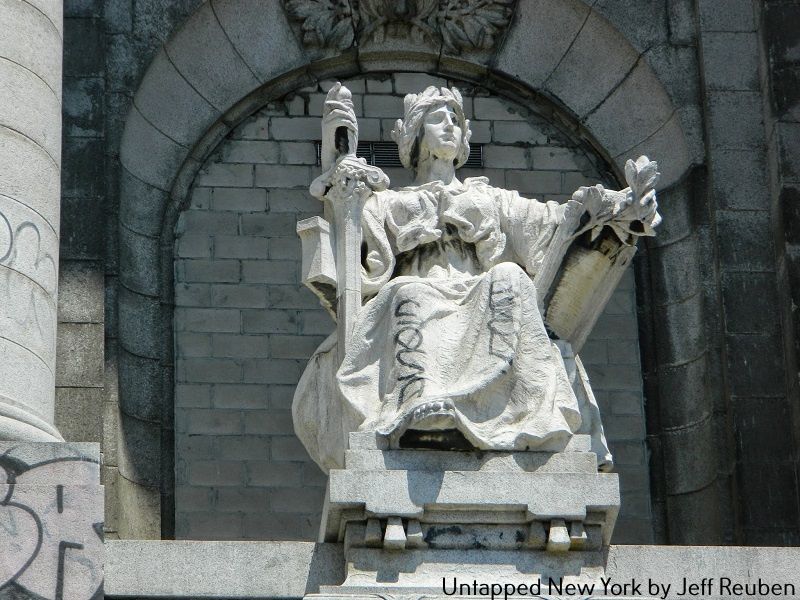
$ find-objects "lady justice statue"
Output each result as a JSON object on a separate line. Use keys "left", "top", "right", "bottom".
{"left": 293, "top": 83, "right": 661, "bottom": 474}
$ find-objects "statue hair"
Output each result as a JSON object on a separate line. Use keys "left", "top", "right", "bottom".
{"left": 391, "top": 86, "right": 472, "bottom": 172}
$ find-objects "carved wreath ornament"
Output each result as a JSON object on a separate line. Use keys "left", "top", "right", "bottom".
{"left": 284, "top": 0, "right": 515, "bottom": 54}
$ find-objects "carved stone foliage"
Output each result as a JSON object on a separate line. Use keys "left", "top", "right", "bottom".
{"left": 284, "top": 0, "right": 515, "bottom": 53}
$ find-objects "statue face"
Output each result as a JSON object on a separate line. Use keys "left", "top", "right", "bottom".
{"left": 420, "top": 104, "right": 462, "bottom": 164}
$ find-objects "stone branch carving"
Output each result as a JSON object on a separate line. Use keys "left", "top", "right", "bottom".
{"left": 284, "top": 0, "right": 515, "bottom": 53}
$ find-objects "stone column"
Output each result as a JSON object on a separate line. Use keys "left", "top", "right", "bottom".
{"left": 0, "top": 0, "right": 63, "bottom": 441}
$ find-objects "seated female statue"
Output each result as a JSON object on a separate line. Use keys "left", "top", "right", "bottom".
{"left": 293, "top": 85, "right": 659, "bottom": 473}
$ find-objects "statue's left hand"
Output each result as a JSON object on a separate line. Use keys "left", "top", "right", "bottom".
{"left": 613, "top": 186, "right": 660, "bottom": 229}
{"left": 569, "top": 156, "right": 661, "bottom": 241}
{"left": 613, "top": 156, "right": 662, "bottom": 234}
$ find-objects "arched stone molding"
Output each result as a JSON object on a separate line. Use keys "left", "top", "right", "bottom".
{"left": 117, "top": 0, "right": 710, "bottom": 539}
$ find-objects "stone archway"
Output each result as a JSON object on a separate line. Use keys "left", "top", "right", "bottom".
{"left": 116, "top": 0, "right": 707, "bottom": 540}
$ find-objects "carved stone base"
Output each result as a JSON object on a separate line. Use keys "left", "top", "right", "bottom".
{"left": 313, "top": 432, "right": 622, "bottom": 600}
{"left": 322, "top": 432, "right": 620, "bottom": 551}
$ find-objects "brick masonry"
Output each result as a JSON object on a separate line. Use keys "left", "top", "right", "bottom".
{"left": 172, "top": 73, "right": 652, "bottom": 542}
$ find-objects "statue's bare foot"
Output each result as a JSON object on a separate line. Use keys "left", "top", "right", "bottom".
{"left": 407, "top": 400, "right": 458, "bottom": 431}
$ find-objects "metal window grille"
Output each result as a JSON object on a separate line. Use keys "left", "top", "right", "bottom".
{"left": 315, "top": 141, "right": 483, "bottom": 169}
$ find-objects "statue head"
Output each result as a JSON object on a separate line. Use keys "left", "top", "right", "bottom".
{"left": 391, "top": 86, "right": 472, "bottom": 172}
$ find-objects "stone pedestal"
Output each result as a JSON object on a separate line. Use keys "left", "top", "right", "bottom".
{"left": 0, "top": 442, "right": 104, "bottom": 600}
{"left": 0, "top": 0, "right": 63, "bottom": 441}
{"left": 310, "top": 433, "right": 637, "bottom": 599}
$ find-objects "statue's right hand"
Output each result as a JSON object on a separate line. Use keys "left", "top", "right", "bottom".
{"left": 322, "top": 100, "right": 358, "bottom": 134}
{"left": 321, "top": 82, "right": 358, "bottom": 170}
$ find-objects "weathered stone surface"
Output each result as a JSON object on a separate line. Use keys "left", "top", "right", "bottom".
{"left": 647, "top": 233, "right": 703, "bottom": 307}
{"left": 134, "top": 48, "right": 220, "bottom": 147}
{"left": 494, "top": 0, "right": 588, "bottom": 88}
{"left": 702, "top": 32, "right": 760, "bottom": 92}
{"left": 117, "top": 350, "right": 163, "bottom": 424}
{"left": 58, "top": 260, "right": 104, "bottom": 324}
{"left": 655, "top": 356, "right": 709, "bottom": 430}
{"left": 55, "top": 387, "right": 104, "bottom": 443}
{"left": 115, "top": 470, "right": 161, "bottom": 539}
{"left": 661, "top": 414, "right": 718, "bottom": 496}
{"left": 106, "top": 540, "right": 344, "bottom": 597}
{"left": 726, "top": 333, "right": 787, "bottom": 398}
{"left": 0, "top": 58, "right": 61, "bottom": 161}
{"left": 55, "top": 323, "right": 105, "bottom": 388}
{"left": 715, "top": 209, "right": 774, "bottom": 272}
{"left": 712, "top": 149, "right": 770, "bottom": 210}
{"left": 213, "top": 0, "right": 309, "bottom": 83}
{"left": 722, "top": 272, "right": 780, "bottom": 335}
{"left": 644, "top": 44, "right": 702, "bottom": 109}
{"left": 0, "top": 127, "right": 61, "bottom": 230}
{"left": 698, "top": 0, "right": 755, "bottom": 32}
{"left": 0, "top": 0, "right": 63, "bottom": 96}
{"left": 64, "top": 17, "right": 104, "bottom": 78}
{"left": 117, "top": 409, "right": 163, "bottom": 488}
{"left": 118, "top": 285, "right": 164, "bottom": 360}
{"left": 119, "top": 168, "right": 171, "bottom": 237}
{"left": 586, "top": 59, "right": 676, "bottom": 158}
{"left": 0, "top": 440, "right": 100, "bottom": 470}
{"left": 545, "top": 10, "right": 639, "bottom": 118}
{"left": 61, "top": 137, "right": 104, "bottom": 200}
{"left": 119, "top": 104, "right": 189, "bottom": 191}
{"left": 0, "top": 269, "right": 58, "bottom": 363}
{"left": 118, "top": 225, "right": 161, "bottom": 296}
{"left": 165, "top": 1, "right": 260, "bottom": 111}
{"left": 706, "top": 91, "right": 765, "bottom": 150}
{"left": 651, "top": 292, "right": 706, "bottom": 366}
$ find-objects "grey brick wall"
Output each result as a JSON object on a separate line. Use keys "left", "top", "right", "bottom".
{"left": 173, "top": 73, "right": 652, "bottom": 542}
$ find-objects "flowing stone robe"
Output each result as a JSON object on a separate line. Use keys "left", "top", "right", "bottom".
{"left": 293, "top": 177, "right": 607, "bottom": 471}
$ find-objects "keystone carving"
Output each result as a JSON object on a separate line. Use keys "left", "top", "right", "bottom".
{"left": 284, "top": 0, "right": 515, "bottom": 53}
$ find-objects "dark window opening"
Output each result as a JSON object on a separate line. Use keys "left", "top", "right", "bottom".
{"left": 316, "top": 141, "right": 483, "bottom": 169}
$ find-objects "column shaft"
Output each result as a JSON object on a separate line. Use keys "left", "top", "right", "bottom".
{"left": 0, "top": 0, "right": 64, "bottom": 441}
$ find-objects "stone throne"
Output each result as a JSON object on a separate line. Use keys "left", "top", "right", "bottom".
{"left": 294, "top": 83, "right": 661, "bottom": 597}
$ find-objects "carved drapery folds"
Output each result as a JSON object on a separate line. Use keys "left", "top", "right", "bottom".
{"left": 284, "top": 0, "right": 515, "bottom": 53}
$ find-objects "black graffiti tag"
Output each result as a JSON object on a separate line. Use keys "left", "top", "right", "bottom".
{"left": 488, "top": 281, "right": 516, "bottom": 364}
{"left": 394, "top": 298, "right": 426, "bottom": 404}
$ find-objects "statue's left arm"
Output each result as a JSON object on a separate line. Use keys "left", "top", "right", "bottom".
{"left": 500, "top": 156, "right": 662, "bottom": 352}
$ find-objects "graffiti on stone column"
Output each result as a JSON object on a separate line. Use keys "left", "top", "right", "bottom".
{"left": 0, "top": 200, "right": 58, "bottom": 296}
{"left": 0, "top": 450, "right": 103, "bottom": 600}
{"left": 0, "top": 202, "right": 58, "bottom": 361}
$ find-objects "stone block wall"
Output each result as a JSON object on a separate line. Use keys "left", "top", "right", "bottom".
{"left": 57, "top": 0, "right": 111, "bottom": 541}
{"left": 173, "top": 73, "right": 653, "bottom": 543}
{"left": 57, "top": 0, "right": 208, "bottom": 540}
{"left": 760, "top": 0, "right": 800, "bottom": 546}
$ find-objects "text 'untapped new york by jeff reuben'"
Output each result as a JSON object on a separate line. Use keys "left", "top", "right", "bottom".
{"left": 442, "top": 576, "right": 796, "bottom": 598}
